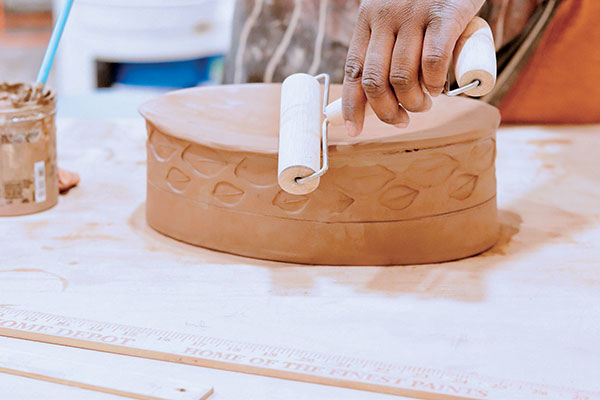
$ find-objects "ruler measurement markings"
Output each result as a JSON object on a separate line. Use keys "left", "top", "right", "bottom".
{"left": 269, "top": 345, "right": 281, "bottom": 353}
{"left": 0, "top": 307, "right": 598, "bottom": 400}
{"left": 257, "top": 344, "right": 267, "bottom": 351}
{"left": 285, "top": 349, "right": 297, "bottom": 358}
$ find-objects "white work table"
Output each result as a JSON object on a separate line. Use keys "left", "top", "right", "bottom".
{"left": 1, "top": 117, "right": 599, "bottom": 400}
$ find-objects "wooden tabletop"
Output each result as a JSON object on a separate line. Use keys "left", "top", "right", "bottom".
{"left": 1, "top": 118, "right": 599, "bottom": 399}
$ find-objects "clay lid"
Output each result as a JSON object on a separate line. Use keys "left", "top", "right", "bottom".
{"left": 139, "top": 84, "right": 501, "bottom": 154}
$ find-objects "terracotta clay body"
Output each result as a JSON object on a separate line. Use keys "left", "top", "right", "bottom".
{"left": 140, "top": 84, "right": 501, "bottom": 265}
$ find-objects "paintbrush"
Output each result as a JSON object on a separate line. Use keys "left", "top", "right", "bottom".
{"left": 35, "top": 0, "right": 75, "bottom": 93}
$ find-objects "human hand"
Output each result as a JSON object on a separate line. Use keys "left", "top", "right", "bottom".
{"left": 342, "top": 0, "right": 484, "bottom": 136}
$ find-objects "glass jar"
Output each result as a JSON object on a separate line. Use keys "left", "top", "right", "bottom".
{"left": 0, "top": 88, "right": 58, "bottom": 216}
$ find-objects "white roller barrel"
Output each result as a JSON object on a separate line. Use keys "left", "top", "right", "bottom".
{"left": 278, "top": 73, "right": 322, "bottom": 195}
{"left": 453, "top": 17, "right": 497, "bottom": 97}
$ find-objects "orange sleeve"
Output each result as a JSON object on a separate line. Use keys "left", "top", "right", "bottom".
{"left": 499, "top": 0, "right": 600, "bottom": 124}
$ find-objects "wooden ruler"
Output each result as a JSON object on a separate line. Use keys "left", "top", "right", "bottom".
{"left": 0, "top": 347, "right": 213, "bottom": 400}
{"left": 0, "top": 306, "right": 597, "bottom": 400}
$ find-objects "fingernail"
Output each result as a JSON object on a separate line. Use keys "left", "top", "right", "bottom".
{"left": 394, "top": 122, "right": 408, "bottom": 129}
{"left": 346, "top": 121, "right": 359, "bottom": 137}
{"left": 428, "top": 87, "right": 444, "bottom": 98}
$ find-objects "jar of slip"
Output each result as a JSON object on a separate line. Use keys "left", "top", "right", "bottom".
{"left": 0, "top": 84, "right": 58, "bottom": 216}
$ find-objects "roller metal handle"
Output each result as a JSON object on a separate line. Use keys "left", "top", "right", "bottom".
{"left": 278, "top": 18, "right": 496, "bottom": 195}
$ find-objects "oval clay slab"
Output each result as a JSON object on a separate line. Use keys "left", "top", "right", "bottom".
{"left": 140, "top": 84, "right": 501, "bottom": 265}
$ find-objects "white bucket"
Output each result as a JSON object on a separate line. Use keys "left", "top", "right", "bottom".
{"left": 71, "top": 0, "right": 224, "bottom": 34}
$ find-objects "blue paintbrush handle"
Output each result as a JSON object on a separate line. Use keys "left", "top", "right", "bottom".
{"left": 36, "top": 0, "right": 75, "bottom": 85}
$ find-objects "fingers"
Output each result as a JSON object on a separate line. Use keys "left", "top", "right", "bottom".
{"left": 390, "top": 27, "right": 432, "bottom": 113}
{"left": 421, "top": 15, "right": 465, "bottom": 97}
{"left": 342, "top": 16, "right": 370, "bottom": 137}
{"left": 343, "top": 0, "right": 479, "bottom": 135}
{"left": 362, "top": 29, "right": 409, "bottom": 128}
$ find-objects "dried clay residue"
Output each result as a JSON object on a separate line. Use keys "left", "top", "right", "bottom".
{"left": 527, "top": 138, "right": 573, "bottom": 148}
{"left": 0, "top": 268, "right": 68, "bottom": 291}
{"left": 0, "top": 82, "right": 55, "bottom": 110}
{"left": 483, "top": 210, "right": 523, "bottom": 256}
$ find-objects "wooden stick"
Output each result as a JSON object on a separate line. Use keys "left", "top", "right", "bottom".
{"left": 0, "top": 347, "right": 214, "bottom": 400}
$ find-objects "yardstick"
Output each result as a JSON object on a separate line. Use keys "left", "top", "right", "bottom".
{"left": 0, "top": 306, "right": 597, "bottom": 400}
{"left": 0, "top": 347, "right": 213, "bottom": 400}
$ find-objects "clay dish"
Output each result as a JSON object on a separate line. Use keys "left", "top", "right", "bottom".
{"left": 140, "top": 84, "right": 501, "bottom": 265}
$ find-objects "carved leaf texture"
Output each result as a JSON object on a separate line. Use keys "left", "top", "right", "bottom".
{"left": 407, "top": 154, "right": 459, "bottom": 188}
{"left": 379, "top": 185, "right": 419, "bottom": 211}
{"left": 213, "top": 182, "right": 245, "bottom": 205}
{"left": 149, "top": 130, "right": 177, "bottom": 161}
{"left": 182, "top": 144, "right": 227, "bottom": 178}
{"left": 273, "top": 191, "right": 310, "bottom": 213}
{"left": 449, "top": 174, "right": 478, "bottom": 200}
{"left": 334, "top": 165, "right": 395, "bottom": 195}
{"left": 469, "top": 139, "right": 496, "bottom": 172}
{"left": 166, "top": 168, "right": 191, "bottom": 192}
{"left": 319, "top": 190, "right": 354, "bottom": 214}
{"left": 235, "top": 157, "right": 278, "bottom": 187}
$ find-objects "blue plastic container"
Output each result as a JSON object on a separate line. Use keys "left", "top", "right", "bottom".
{"left": 113, "top": 56, "right": 223, "bottom": 88}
